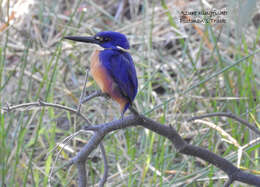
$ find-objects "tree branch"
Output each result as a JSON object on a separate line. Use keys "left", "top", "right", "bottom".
{"left": 2, "top": 100, "right": 91, "bottom": 124}
{"left": 77, "top": 114, "right": 260, "bottom": 187}
{"left": 3, "top": 98, "right": 260, "bottom": 186}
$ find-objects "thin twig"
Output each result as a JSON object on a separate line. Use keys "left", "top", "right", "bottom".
{"left": 2, "top": 100, "right": 91, "bottom": 125}
{"left": 80, "top": 91, "right": 108, "bottom": 104}
{"left": 99, "top": 142, "right": 108, "bottom": 187}
{"left": 187, "top": 112, "right": 260, "bottom": 135}
{"left": 48, "top": 130, "right": 91, "bottom": 186}
{"left": 77, "top": 68, "right": 89, "bottom": 113}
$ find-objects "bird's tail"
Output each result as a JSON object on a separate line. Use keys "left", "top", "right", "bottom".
{"left": 120, "top": 103, "right": 130, "bottom": 119}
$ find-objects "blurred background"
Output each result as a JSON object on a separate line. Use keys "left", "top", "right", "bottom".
{"left": 0, "top": 0, "right": 259, "bottom": 186}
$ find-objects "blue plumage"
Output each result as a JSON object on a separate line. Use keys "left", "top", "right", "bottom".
{"left": 99, "top": 49, "right": 138, "bottom": 113}
{"left": 96, "top": 31, "right": 130, "bottom": 49}
{"left": 64, "top": 31, "right": 138, "bottom": 116}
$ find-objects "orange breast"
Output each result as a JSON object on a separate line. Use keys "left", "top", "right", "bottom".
{"left": 90, "top": 50, "right": 128, "bottom": 112}
{"left": 90, "top": 50, "right": 112, "bottom": 93}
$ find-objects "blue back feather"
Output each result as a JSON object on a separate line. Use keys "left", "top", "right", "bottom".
{"left": 99, "top": 49, "right": 138, "bottom": 113}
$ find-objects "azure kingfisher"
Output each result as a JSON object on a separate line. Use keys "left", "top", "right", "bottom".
{"left": 64, "top": 31, "right": 138, "bottom": 117}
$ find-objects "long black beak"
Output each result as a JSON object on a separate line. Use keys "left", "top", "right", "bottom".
{"left": 64, "top": 36, "right": 100, "bottom": 44}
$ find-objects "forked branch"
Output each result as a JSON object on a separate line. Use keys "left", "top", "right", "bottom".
{"left": 2, "top": 99, "right": 260, "bottom": 187}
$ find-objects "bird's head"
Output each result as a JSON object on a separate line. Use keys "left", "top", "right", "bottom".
{"left": 64, "top": 31, "right": 130, "bottom": 50}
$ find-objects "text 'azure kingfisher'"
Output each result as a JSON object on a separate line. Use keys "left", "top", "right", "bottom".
{"left": 64, "top": 31, "right": 138, "bottom": 117}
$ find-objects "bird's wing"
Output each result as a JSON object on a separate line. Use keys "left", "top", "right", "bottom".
{"left": 101, "top": 50, "right": 138, "bottom": 102}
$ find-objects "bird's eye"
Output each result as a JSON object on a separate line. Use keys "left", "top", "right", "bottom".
{"left": 95, "top": 36, "right": 102, "bottom": 41}
{"left": 94, "top": 36, "right": 110, "bottom": 42}
{"left": 104, "top": 37, "right": 110, "bottom": 42}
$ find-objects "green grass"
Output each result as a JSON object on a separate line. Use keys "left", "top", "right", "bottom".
{"left": 1, "top": 0, "right": 260, "bottom": 186}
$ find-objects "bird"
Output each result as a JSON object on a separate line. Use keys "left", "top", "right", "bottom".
{"left": 64, "top": 31, "right": 138, "bottom": 117}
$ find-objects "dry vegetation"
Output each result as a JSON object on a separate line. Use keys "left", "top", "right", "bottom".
{"left": 1, "top": 0, "right": 260, "bottom": 186}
